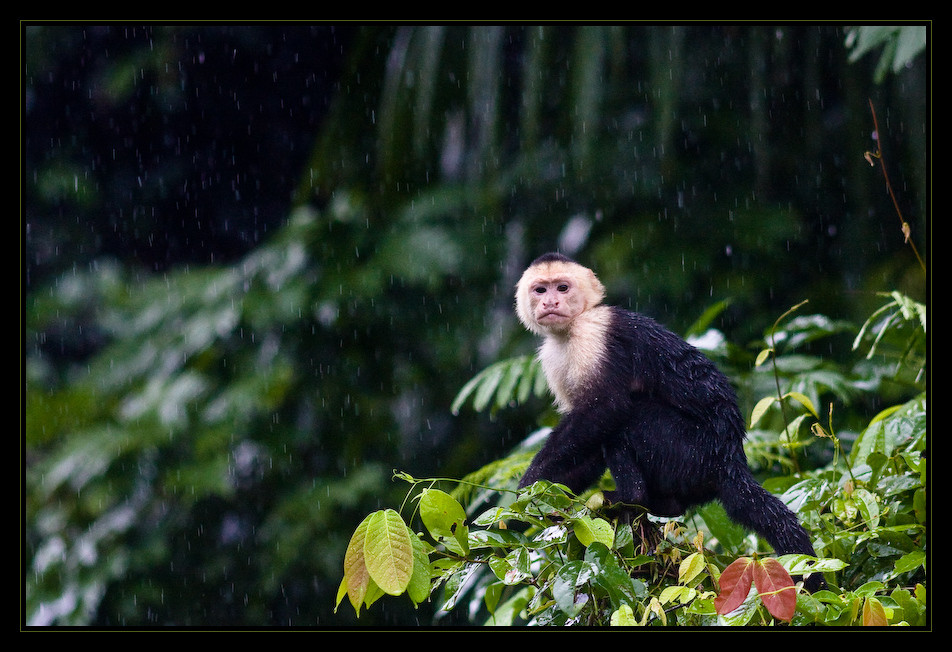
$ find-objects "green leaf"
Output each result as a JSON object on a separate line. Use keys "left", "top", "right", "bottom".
{"left": 406, "top": 534, "right": 432, "bottom": 606}
{"left": 554, "top": 560, "right": 598, "bottom": 617}
{"left": 573, "top": 515, "right": 614, "bottom": 548}
{"left": 892, "top": 550, "right": 925, "bottom": 576}
{"left": 340, "top": 513, "right": 375, "bottom": 613}
{"left": 515, "top": 355, "right": 539, "bottom": 404}
{"left": 696, "top": 502, "right": 749, "bottom": 552}
{"left": 452, "top": 355, "right": 543, "bottom": 415}
{"left": 610, "top": 604, "right": 637, "bottom": 626}
{"left": 419, "top": 488, "right": 469, "bottom": 555}
{"left": 684, "top": 299, "right": 731, "bottom": 338}
{"left": 853, "top": 487, "right": 881, "bottom": 529}
{"left": 490, "top": 548, "right": 532, "bottom": 585}
{"left": 847, "top": 26, "right": 927, "bottom": 82}
{"left": 485, "top": 587, "right": 531, "bottom": 626}
{"left": 750, "top": 396, "right": 776, "bottom": 427}
{"left": 483, "top": 581, "right": 505, "bottom": 614}
{"left": 659, "top": 585, "right": 696, "bottom": 606}
{"left": 850, "top": 394, "right": 926, "bottom": 465}
{"left": 784, "top": 391, "right": 818, "bottom": 419}
{"left": 473, "top": 363, "right": 505, "bottom": 412}
{"left": 678, "top": 552, "right": 707, "bottom": 585}
{"left": 363, "top": 509, "right": 415, "bottom": 596}
{"left": 586, "top": 543, "right": 643, "bottom": 608}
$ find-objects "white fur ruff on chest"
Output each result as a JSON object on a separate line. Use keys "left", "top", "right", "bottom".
{"left": 537, "top": 305, "right": 611, "bottom": 413}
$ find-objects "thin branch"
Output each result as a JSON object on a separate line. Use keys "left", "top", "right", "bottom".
{"left": 766, "top": 300, "right": 809, "bottom": 475}
{"left": 864, "top": 99, "right": 927, "bottom": 274}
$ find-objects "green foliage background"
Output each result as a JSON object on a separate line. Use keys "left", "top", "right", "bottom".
{"left": 23, "top": 24, "right": 927, "bottom": 626}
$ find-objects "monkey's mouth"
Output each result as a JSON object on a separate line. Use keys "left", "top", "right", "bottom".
{"left": 538, "top": 310, "right": 569, "bottom": 322}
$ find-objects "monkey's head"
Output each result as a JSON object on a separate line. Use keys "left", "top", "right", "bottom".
{"left": 515, "top": 252, "right": 606, "bottom": 336}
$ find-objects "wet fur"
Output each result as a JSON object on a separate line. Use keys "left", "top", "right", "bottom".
{"left": 515, "top": 252, "right": 825, "bottom": 591}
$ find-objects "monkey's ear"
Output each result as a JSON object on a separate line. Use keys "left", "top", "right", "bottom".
{"left": 514, "top": 279, "right": 541, "bottom": 334}
{"left": 581, "top": 266, "right": 606, "bottom": 307}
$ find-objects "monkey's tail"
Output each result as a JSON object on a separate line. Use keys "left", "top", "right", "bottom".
{"left": 719, "top": 471, "right": 827, "bottom": 592}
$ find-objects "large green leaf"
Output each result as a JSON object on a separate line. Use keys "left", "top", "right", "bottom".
{"left": 363, "top": 509, "right": 415, "bottom": 596}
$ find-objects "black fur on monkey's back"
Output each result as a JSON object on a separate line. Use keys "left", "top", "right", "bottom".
{"left": 518, "top": 300, "right": 825, "bottom": 590}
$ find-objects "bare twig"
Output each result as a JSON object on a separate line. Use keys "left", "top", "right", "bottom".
{"left": 864, "top": 99, "right": 927, "bottom": 274}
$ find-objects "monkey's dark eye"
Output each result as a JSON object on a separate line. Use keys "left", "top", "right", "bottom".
{"left": 557, "top": 283, "right": 569, "bottom": 292}
{"left": 534, "top": 286, "right": 546, "bottom": 294}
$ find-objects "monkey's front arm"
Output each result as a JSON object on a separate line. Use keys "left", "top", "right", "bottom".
{"left": 517, "top": 400, "right": 628, "bottom": 495}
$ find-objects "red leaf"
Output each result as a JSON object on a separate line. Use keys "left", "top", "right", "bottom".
{"left": 753, "top": 558, "right": 797, "bottom": 622}
{"left": 715, "top": 558, "right": 755, "bottom": 615}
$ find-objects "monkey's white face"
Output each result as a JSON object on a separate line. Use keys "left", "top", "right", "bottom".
{"left": 515, "top": 258, "right": 606, "bottom": 337}
{"left": 526, "top": 276, "right": 587, "bottom": 332}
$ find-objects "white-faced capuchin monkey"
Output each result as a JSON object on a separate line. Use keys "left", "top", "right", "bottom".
{"left": 515, "top": 252, "right": 826, "bottom": 592}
